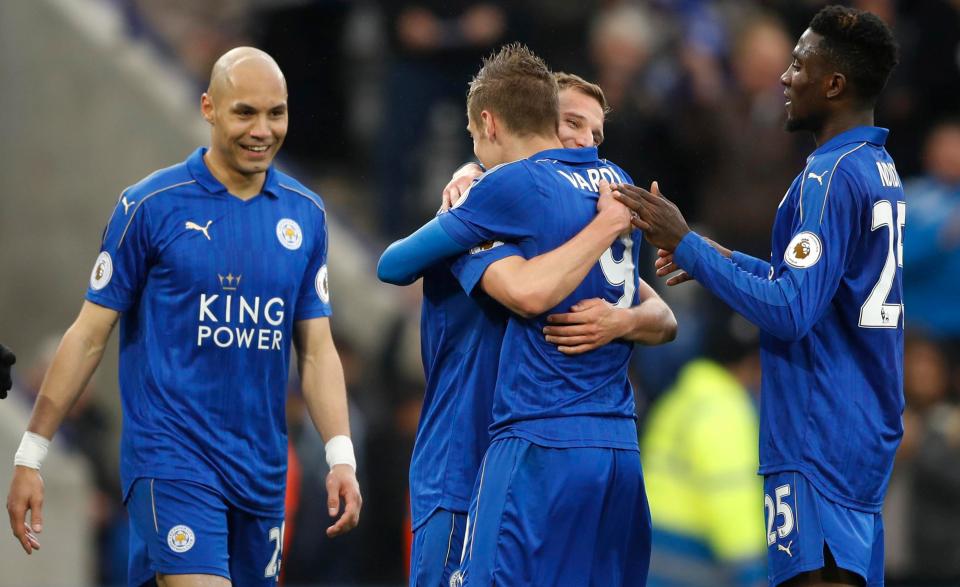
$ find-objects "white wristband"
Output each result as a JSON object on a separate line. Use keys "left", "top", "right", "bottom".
{"left": 14, "top": 432, "right": 50, "bottom": 470}
{"left": 325, "top": 435, "right": 356, "bottom": 472}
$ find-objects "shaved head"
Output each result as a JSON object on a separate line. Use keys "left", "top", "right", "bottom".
{"left": 200, "top": 47, "right": 289, "bottom": 193}
{"left": 207, "top": 46, "right": 287, "bottom": 99}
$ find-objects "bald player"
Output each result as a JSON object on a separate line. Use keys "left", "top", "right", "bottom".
{"left": 6, "top": 47, "right": 361, "bottom": 586}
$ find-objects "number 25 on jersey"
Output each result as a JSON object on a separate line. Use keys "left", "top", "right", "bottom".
{"left": 859, "top": 200, "right": 905, "bottom": 329}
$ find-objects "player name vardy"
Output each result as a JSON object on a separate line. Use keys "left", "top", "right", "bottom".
{"left": 555, "top": 166, "right": 624, "bottom": 192}
{"left": 196, "top": 294, "right": 285, "bottom": 350}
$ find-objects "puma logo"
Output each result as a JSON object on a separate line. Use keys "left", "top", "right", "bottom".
{"left": 185, "top": 220, "right": 213, "bottom": 240}
{"left": 777, "top": 540, "right": 794, "bottom": 558}
{"left": 807, "top": 170, "right": 829, "bottom": 186}
{"left": 121, "top": 196, "right": 136, "bottom": 215}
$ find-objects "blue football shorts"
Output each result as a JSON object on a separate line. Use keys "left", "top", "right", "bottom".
{"left": 410, "top": 508, "right": 467, "bottom": 587}
{"left": 458, "top": 437, "right": 651, "bottom": 586}
{"left": 764, "top": 471, "right": 884, "bottom": 587}
{"left": 126, "top": 478, "right": 285, "bottom": 586}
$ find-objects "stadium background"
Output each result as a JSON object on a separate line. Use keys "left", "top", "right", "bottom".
{"left": 0, "top": 0, "right": 957, "bottom": 585}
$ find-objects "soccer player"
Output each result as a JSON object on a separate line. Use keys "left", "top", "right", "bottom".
{"left": 379, "top": 44, "right": 653, "bottom": 585}
{"left": 6, "top": 47, "right": 361, "bottom": 586}
{"left": 615, "top": 7, "right": 902, "bottom": 586}
{"left": 390, "top": 72, "right": 675, "bottom": 587}
{"left": 441, "top": 71, "right": 676, "bottom": 355}
{"left": 441, "top": 71, "right": 609, "bottom": 211}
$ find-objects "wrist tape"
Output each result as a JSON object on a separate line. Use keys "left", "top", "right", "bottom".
{"left": 325, "top": 435, "right": 356, "bottom": 472}
{"left": 14, "top": 432, "right": 50, "bottom": 470}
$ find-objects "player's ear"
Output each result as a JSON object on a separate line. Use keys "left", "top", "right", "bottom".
{"left": 481, "top": 110, "right": 496, "bottom": 141}
{"left": 200, "top": 93, "right": 215, "bottom": 124}
{"left": 825, "top": 72, "right": 845, "bottom": 100}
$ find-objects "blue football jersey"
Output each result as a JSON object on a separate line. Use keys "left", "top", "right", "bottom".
{"left": 674, "top": 127, "right": 905, "bottom": 511}
{"left": 409, "top": 242, "right": 520, "bottom": 530}
{"left": 86, "top": 148, "right": 332, "bottom": 515}
{"left": 437, "top": 147, "right": 642, "bottom": 449}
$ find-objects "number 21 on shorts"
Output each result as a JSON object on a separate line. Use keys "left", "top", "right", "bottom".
{"left": 765, "top": 483, "right": 796, "bottom": 546}
{"left": 265, "top": 522, "right": 285, "bottom": 579}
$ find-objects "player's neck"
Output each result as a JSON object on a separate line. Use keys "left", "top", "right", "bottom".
{"left": 814, "top": 109, "right": 874, "bottom": 147}
{"left": 499, "top": 134, "right": 564, "bottom": 165}
{"left": 203, "top": 150, "right": 266, "bottom": 200}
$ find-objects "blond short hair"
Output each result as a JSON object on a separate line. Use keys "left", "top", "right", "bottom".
{"left": 467, "top": 43, "right": 558, "bottom": 137}
{"left": 554, "top": 72, "right": 610, "bottom": 115}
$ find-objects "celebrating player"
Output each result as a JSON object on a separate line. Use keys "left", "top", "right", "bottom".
{"left": 615, "top": 7, "right": 902, "bottom": 586}
{"left": 440, "top": 72, "right": 676, "bottom": 356}
{"left": 386, "top": 70, "right": 674, "bottom": 586}
{"left": 6, "top": 47, "right": 361, "bottom": 586}
{"left": 379, "top": 44, "right": 654, "bottom": 585}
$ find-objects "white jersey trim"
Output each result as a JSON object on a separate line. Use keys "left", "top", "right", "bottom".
{"left": 101, "top": 187, "right": 134, "bottom": 245}
{"left": 116, "top": 180, "right": 197, "bottom": 249}
{"left": 817, "top": 142, "right": 868, "bottom": 224}
{"left": 279, "top": 183, "right": 324, "bottom": 211}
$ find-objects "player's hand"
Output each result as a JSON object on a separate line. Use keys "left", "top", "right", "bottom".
{"left": 325, "top": 464, "right": 361, "bottom": 538}
{"left": 544, "top": 298, "right": 626, "bottom": 354}
{"left": 7, "top": 466, "right": 44, "bottom": 554}
{"left": 596, "top": 180, "right": 632, "bottom": 237}
{"left": 0, "top": 344, "right": 15, "bottom": 399}
{"left": 441, "top": 163, "right": 483, "bottom": 212}
{"left": 612, "top": 181, "right": 690, "bottom": 250}
{"left": 655, "top": 249, "right": 693, "bottom": 286}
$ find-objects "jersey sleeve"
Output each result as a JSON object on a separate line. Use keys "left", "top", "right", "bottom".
{"left": 85, "top": 192, "right": 153, "bottom": 311}
{"left": 377, "top": 217, "right": 474, "bottom": 285}
{"left": 294, "top": 209, "right": 333, "bottom": 320}
{"left": 674, "top": 168, "right": 863, "bottom": 341}
{"left": 437, "top": 163, "right": 541, "bottom": 247}
{"left": 449, "top": 241, "right": 525, "bottom": 295}
{"left": 730, "top": 251, "right": 772, "bottom": 279}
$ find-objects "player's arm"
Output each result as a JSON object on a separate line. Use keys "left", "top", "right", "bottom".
{"left": 378, "top": 163, "right": 488, "bottom": 285}
{"left": 729, "top": 251, "right": 772, "bottom": 279}
{"left": 377, "top": 218, "right": 469, "bottom": 285}
{"left": 615, "top": 280, "right": 678, "bottom": 344}
{"left": 441, "top": 162, "right": 484, "bottom": 211}
{"left": 655, "top": 239, "right": 771, "bottom": 286}
{"left": 293, "top": 317, "right": 361, "bottom": 538}
{"left": 667, "top": 233, "right": 829, "bottom": 342}
{"left": 670, "top": 233, "right": 851, "bottom": 342}
{"left": 478, "top": 181, "right": 631, "bottom": 318}
{"left": 543, "top": 279, "right": 677, "bottom": 354}
{"left": 617, "top": 180, "right": 858, "bottom": 342}
{"left": 7, "top": 301, "right": 119, "bottom": 554}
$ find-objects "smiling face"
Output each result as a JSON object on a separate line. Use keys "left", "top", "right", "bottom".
{"left": 781, "top": 29, "right": 830, "bottom": 133}
{"left": 201, "top": 53, "right": 288, "bottom": 179}
{"left": 557, "top": 87, "right": 605, "bottom": 148}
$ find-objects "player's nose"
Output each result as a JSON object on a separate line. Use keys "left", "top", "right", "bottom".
{"left": 249, "top": 115, "right": 271, "bottom": 139}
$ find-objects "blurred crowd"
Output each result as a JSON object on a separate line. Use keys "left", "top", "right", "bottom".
{"left": 14, "top": 0, "right": 958, "bottom": 584}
